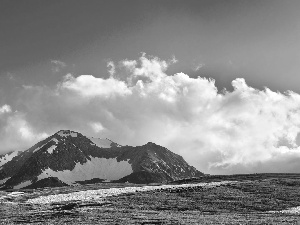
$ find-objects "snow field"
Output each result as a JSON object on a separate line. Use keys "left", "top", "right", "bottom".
{"left": 89, "top": 137, "right": 113, "bottom": 148}
{"left": 27, "top": 181, "right": 235, "bottom": 204}
{"left": 37, "top": 157, "right": 133, "bottom": 184}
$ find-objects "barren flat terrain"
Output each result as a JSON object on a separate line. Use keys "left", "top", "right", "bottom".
{"left": 1, "top": 174, "right": 300, "bottom": 224}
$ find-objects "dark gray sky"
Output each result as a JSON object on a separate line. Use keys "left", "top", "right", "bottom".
{"left": 1, "top": 0, "right": 300, "bottom": 93}
{"left": 1, "top": 0, "right": 300, "bottom": 174}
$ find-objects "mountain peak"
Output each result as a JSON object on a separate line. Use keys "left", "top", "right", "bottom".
{"left": 55, "top": 130, "right": 80, "bottom": 137}
{"left": 146, "top": 142, "right": 156, "bottom": 145}
{"left": 143, "top": 142, "right": 160, "bottom": 147}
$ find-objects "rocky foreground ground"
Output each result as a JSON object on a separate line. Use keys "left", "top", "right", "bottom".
{"left": 1, "top": 174, "right": 300, "bottom": 224}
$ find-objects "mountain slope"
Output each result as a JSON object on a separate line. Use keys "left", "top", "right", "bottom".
{"left": 0, "top": 151, "right": 22, "bottom": 168}
{"left": 0, "top": 130, "right": 203, "bottom": 189}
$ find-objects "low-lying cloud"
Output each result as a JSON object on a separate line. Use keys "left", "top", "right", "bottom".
{"left": 1, "top": 54, "right": 300, "bottom": 174}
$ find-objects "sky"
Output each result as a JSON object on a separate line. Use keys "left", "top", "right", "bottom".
{"left": 1, "top": 0, "right": 300, "bottom": 174}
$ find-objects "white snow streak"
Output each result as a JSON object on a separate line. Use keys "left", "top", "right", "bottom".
{"left": 27, "top": 181, "right": 235, "bottom": 204}
{"left": 33, "top": 143, "right": 47, "bottom": 153}
{"left": 270, "top": 206, "right": 300, "bottom": 214}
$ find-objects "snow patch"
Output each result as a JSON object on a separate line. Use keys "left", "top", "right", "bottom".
{"left": 47, "top": 145, "right": 57, "bottom": 154}
{"left": 7, "top": 192, "right": 25, "bottom": 197}
{"left": 89, "top": 137, "right": 113, "bottom": 148}
{"left": 51, "top": 138, "right": 59, "bottom": 144}
{"left": 37, "top": 157, "right": 133, "bottom": 185}
{"left": 57, "top": 130, "right": 78, "bottom": 137}
{"left": 14, "top": 180, "right": 32, "bottom": 189}
{"left": 0, "top": 151, "right": 19, "bottom": 167}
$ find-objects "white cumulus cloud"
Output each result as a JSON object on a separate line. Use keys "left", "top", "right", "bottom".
{"left": 1, "top": 54, "right": 300, "bottom": 174}
{"left": 59, "top": 73, "right": 131, "bottom": 98}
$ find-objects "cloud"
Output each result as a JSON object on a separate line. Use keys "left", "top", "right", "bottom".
{"left": 193, "top": 63, "right": 205, "bottom": 71}
{"left": 6, "top": 72, "right": 16, "bottom": 81}
{"left": 107, "top": 61, "right": 116, "bottom": 77}
{"left": 1, "top": 54, "right": 300, "bottom": 174}
{"left": 59, "top": 73, "right": 131, "bottom": 98}
{"left": 0, "top": 110, "right": 48, "bottom": 153}
{"left": 169, "top": 55, "right": 178, "bottom": 64}
{"left": 51, "top": 60, "right": 67, "bottom": 73}
{"left": 90, "top": 122, "right": 105, "bottom": 133}
{"left": 0, "top": 104, "right": 11, "bottom": 114}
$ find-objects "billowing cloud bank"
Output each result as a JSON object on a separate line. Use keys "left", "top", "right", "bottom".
{"left": 1, "top": 54, "right": 300, "bottom": 174}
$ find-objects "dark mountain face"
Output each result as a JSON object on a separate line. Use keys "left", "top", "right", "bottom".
{"left": 0, "top": 130, "right": 203, "bottom": 189}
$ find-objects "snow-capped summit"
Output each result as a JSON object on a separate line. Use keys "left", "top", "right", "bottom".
{"left": 0, "top": 130, "right": 203, "bottom": 189}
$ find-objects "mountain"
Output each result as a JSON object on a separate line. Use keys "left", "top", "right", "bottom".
{"left": 0, "top": 130, "right": 203, "bottom": 189}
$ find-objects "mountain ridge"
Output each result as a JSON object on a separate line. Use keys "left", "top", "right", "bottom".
{"left": 0, "top": 130, "right": 203, "bottom": 189}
